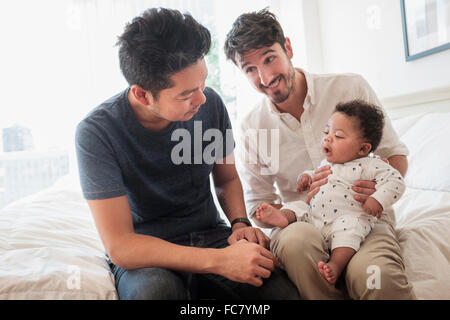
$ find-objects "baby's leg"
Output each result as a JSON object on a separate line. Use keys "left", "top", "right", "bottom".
{"left": 318, "top": 247, "right": 356, "bottom": 284}
{"left": 255, "top": 203, "right": 290, "bottom": 228}
{"left": 318, "top": 215, "right": 367, "bottom": 284}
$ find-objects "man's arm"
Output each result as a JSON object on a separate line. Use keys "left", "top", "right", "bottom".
{"left": 236, "top": 126, "right": 283, "bottom": 227}
{"left": 387, "top": 155, "right": 408, "bottom": 177}
{"left": 212, "top": 152, "right": 272, "bottom": 249}
{"left": 362, "top": 157, "right": 407, "bottom": 218}
{"left": 87, "top": 196, "right": 214, "bottom": 271}
{"left": 212, "top": 152, "right": 248, "bottom": 230}
{"left": 87, "top": 195, "right": 277, "bottom": 286}
{"left": 307, "top": 155, "right": 408, "bottom": 204}
{"left": 352, "top": 155, "right": 408, "bottom": 202}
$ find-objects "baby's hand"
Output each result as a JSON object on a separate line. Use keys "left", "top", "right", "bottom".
{"left": 362, "top": 197, "right": 383, "bottom": 219}
{"left": 297, "top": 174, "right": 312, "bottom": 194}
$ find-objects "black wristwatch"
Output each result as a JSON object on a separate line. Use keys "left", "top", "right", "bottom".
{"left": 231, "top": 218, "right": 252, "bottom": 228}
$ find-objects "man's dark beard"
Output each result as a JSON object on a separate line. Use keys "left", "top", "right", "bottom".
{"left": 270, "top": 67, "right": 296, "bottom": 104}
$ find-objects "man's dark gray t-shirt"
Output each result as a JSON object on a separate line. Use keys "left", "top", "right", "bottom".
{"left": 75, "top": 87, "right": 234, "bottom": 241}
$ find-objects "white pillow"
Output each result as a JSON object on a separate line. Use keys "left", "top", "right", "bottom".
{"left": 393, "top": 112, "right": 450, "bottom": 192}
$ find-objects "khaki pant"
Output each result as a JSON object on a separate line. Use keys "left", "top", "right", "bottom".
{"left": 270, "top": 219, "right": 416, "bottom": 299}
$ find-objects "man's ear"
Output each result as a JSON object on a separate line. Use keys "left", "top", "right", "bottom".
{"left": 284, "top": 37, "right": 294, "bottom": 59}
{"left": 358, "top": 143, "right": 372, "bottom": 156}
{"left": 130, "top": 85, "right": 154, "bottom": 106}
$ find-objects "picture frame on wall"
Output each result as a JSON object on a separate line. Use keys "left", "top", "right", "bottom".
{"left": 400, "top": 0, "right": 450, "bottom": 61}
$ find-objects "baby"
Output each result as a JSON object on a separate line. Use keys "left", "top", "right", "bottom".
{"left": 256, "top": 100, "right": 406, "bottom": 284}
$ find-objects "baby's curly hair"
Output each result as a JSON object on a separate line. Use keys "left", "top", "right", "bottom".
{"left": 335, "top": 100, "right": 385, "bottom": 152}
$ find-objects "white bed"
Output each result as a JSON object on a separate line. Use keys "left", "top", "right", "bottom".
{"left": 1, "top": 111, "right": 449, "bottom": 300}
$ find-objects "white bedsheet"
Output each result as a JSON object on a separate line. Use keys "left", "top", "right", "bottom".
{"left": 394, "top": 187, "right": 450, "bottom": 299}
{"left": 0, "top": 112, "right": 449, "bottom": 299}
{"left": 0, "top": 178, "right": 118, "bottom": 299}
{"left": 393, "top": 112, "right": 450, "bottom": 299}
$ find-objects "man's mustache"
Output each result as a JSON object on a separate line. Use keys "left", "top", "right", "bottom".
{"left": 260, "top": 75, "right": 281, "bottom": 89}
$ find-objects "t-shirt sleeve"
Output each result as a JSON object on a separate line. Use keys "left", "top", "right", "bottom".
{"left": 75, "top": 120, "right": 127, "bottom": 200}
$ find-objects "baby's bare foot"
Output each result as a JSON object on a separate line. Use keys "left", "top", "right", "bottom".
{"left": 318, "top": 261, "right": 339, "bottom": 284}
{"left": 255, "top": 203, "right": 288, "bottom": 228}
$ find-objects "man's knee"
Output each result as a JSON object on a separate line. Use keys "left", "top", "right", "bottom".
{"left": 117, "top": 267, "right": 188, "bottom": 300}
{"left": 271, "top": 222, "right": 325, "bottom": 261}
{"left": 346, "top": 250, "right": 415, "bottom": 299}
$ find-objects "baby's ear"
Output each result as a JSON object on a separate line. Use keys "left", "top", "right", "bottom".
{"left": 359, "top": 143, "right": 372, "bottom": 156}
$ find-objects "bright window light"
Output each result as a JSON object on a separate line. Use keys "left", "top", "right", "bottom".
{"left": 0, "top": 0, "right": 305, "bottom": 208}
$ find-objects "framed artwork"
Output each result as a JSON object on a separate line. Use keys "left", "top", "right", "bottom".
{"left": 400, "top": 0, "right": 450, "bottom": 61}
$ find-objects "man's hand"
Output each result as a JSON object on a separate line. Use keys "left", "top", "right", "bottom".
{"left": 305, "top": 165, "right": 379, "bottom": 207}
{"left": 228, "top": 226, "right": 270, "bottom": 249}
{"left": 297, "top": 174, "right": 312, "bottom": 193}
{"left": 306, "top": 165, "right": 332, "bottom": 204}
{"left": 352, "top": 180, "right": 377, "bottom": 204}
{"left": 219, "top": 239, "right": 280, "bottom": 287}
{"left": 362, "top": 196, "right": 383, "bottom": 218}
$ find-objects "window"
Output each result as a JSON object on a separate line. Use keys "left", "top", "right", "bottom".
{"left": 0, "top": 0, "right": 305, "bottom": 208}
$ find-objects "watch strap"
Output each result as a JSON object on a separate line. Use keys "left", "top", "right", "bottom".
{"left": 230, "top": 217, "right": 252, "bottom": 227}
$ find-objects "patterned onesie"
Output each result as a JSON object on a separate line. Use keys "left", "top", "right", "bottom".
{"left": 281, "top": 156, "right": 406, "bottom": 251}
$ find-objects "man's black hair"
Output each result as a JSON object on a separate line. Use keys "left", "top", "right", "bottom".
{"left": 116, "top": 8, "right": 211, "bottom": 99}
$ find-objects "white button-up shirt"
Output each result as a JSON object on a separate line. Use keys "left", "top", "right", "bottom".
{"left": 236, "top": 70, "right": 409, "bottom": 222}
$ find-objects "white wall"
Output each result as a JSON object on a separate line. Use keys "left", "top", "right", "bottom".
{"left": 314, "top": 0, "right": 450, "bottom": 99}
{"left": 271, "top": 0, "right": 310, "bottom": 69}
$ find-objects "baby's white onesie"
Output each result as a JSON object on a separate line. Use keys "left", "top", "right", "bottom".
{"left": 282, "top": 156, "right": 406, "bottom": 251}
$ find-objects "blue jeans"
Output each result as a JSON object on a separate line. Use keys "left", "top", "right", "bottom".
{"left": 109, "top": 225, "right": 300, "bottom": 300}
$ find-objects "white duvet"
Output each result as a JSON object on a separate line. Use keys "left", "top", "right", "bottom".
{"left": 0, "top": 179, "right": 118, "bottom": 300}
{"left": 0, "top": 112, "right": 449, "bottom": 300}
{"left": 394, "top": 187, "right": 450, "bottom": 299}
